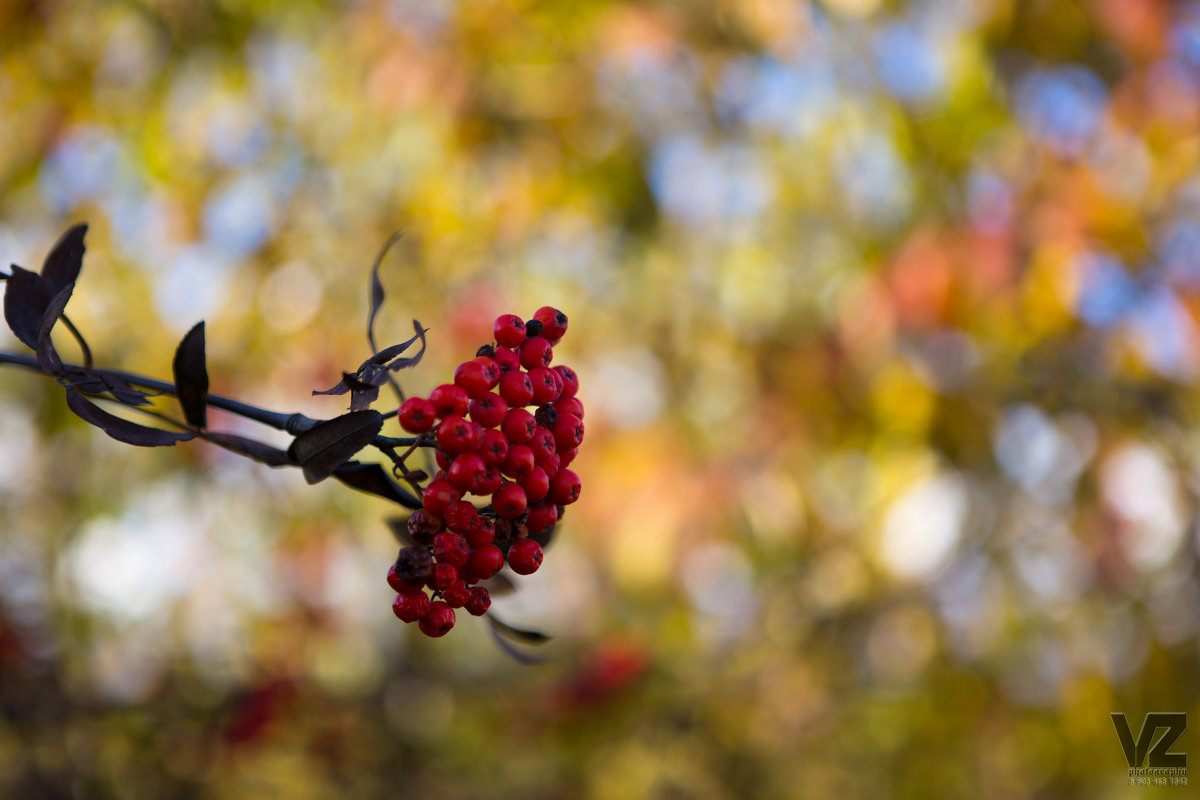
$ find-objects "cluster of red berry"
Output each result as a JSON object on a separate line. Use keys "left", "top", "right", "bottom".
{"left": 387, "top": 306, "right": 583, "bottom": 636}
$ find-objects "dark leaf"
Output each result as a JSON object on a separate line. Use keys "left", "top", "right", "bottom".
{"left": 62, "top": 370, "right": 156, "bottom": 406}
{"left": 287, "top": 410, "right": 384, "bottom": 484}
{"left": 312, "top": 378, "right": 351, "bottom": 396}
{"left": 367, "top": 231, "right": 404, "bottom": 353}
{"left": 349, "top": 385, "right": 381, "bottom": 412}
{"left": 486, "top": 615, "right": 551, "bottom": 665}
{"left": 363, "top": 326, "right": 425, "bottom": 369}
{"left": 487, "top": 614, "right": 552, "bottom": 644}
{"left": 64, "top": 388, "right": 194, "bottom": 447}
{"left": 203, "top": 432, "right": 293, "bottom": 467}
{"left": 172, "top": 321, "right": 209, "bottom": 429}
{"left": 332, "top": 461, "right": 422, "bottom": 508}
{"left": 35, "top": 283, "right": 74, "bottom": 374}
{"left": 384, "top": 320, "right": 428, "bottom": 372}
{"left": 3, "top": 266, "right": 54, "bottom": 349}
{"left": 41, "top": 224, "right": 87, "bottom": 293}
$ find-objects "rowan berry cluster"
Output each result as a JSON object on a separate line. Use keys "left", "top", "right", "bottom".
{"left": 388, "top": 306, "right": 583, "bottom": 636}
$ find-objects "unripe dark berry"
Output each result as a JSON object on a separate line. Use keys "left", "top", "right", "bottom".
{"left": 507, "top": 539, "right": 544, "bottom": 575}
{"left": 520, "top": 336, "right": 554, "bottom": 370}
{"left": 533, "top": 306, "right": 568, "bottom": 344}
{"left": 432, "top": 532, "right": 470, "bottom": 568}
{"left": 475, "top": 344, "right": 496, "bottom": 359}
{"left": 429, "top": 383, "right": 470, "bottom": 418}
{"left": 492, "top": 346, "right": 520, "bottom": 374}
{"left": 465, "top": 586, "right": 492, "bottom": 616}
{"left": 524, "top": 318, "right": 544, "bottom": 337}
{"left": 549, "top": 468, "right": 581, "bottom": 505}
{"left": 393, "top": 545, "right": 434, "bottom": 585}
{"left": 469, "top": 392, "right": 508, "bottom": 429}
{"left": 501, "top": 444, "right": 535, "bottom": 480}
{"left": 418, "top": 601, "right": 456, "bottom": 637}
{"left": 407, "top": 508, "right": 444, "bottom": 544}
{"left": 454, "top": 359, "right": 492, "bottom": 397}
{"left": 466, "top": 544, "right": 505, "bottom": 581}
{"left": 442, "top": 580, "right": 471, "bottom": 608}
{"left": 502, "top": 407, "right": 536, "bottom": 444}
{"left": 436, "top": 415, "right": 481, "bottom": 455}
{"left": 447, "top": 452, "right": 486, "bottom": 493}
{"left": 393, "top": 591, "right": 431, "bottom": 623}
{"left": 399, "top": 397, "right": 437, "bottom": 433}
{"left": 553, "top": 365, "right": 579, "bottom": 399}
{"left": 527, "top": 367, "right": 561, "bottom": 404}
{"left": 534, "top": 404, "right": 557, "bottom": 429}
{"left": 423, "top": 479, "right": 461, "bottom": 516}
{"left": 521, "top": 466, "right": 550, "bottom": 503}
{"left": 499, "top": 370, "right": 535, "bottom": 407}
{"left": 493, "top": 314, "right": 527, "bottom": 348}
{"left": 553, "top": 413, "right": 584, "bottom": 451}
{"left": 478, "top": 429, "right": 509, "bottom": 466}
{"left": 493, "top": 482, "right": 528, "bottom": 519}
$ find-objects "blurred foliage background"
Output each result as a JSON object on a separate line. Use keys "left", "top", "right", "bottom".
{"left": 3, "top": 0, "right": 1200, "bottom": 797}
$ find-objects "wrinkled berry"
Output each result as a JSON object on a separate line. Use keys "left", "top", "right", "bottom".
{"left": 418, "top": 601, "right": 456, "bottom": 637}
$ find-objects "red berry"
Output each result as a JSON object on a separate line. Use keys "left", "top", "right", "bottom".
{"left": 521, "top": 466, "right": 550, "bottom": 503}
{"left": 473, "top": 356, "right": 501, "bottom": 389}
{"left": 493, "top": 346, "right": 520, "bottom": 374}
{"left": 527, "top": 367, "right": 561, "bottom": 404}
{"left": 466, "top": 544, "right": 505, "bottom": 581}
{"left": 553, "top": 365, "right": 579, "bottom": 399}
{"left": 469, "top": 392, "right": 508, "bottom": 429}
{"left": 541, "top": 451, "right": 561, "bottom": 478}
{"left": 476, "top": 466, "right": 504, "bottom": 495}
{"left": 499, "top": 370, "right": 535, "bottom": 407}
{"left": 507, "top": 539, "right": 543, "bottom": 575}
{"left": 444, "top": 499, "right": 479, "bottom": 533}
{"left": 423, "top": 479, "right": 461, "bottom": 516}
{"left": 429, "top": 384, "right": 470, "bottom": 417}
{"left": 502, "top": 408, "right": 536, "bottom": 444}
{"left": 432, "top": 562, "right": 460, "bottom": 590}
{"left": 553, "top": 396, "right": 584, "bottom": 420}
{"left": 529, "top": 426, "right": 557, "bottom": 465}
{"left": 465, "top": 586, "right": 492, "bottom": 616}
{"left": 393, "top": 591, "right": 431, "bottom": 623}
{"left": 447, "top": 452, "right": 486, "bottom": 493}
{"left": 478, "top": 429, "right": 509, "bottom": 466}
{"left": 399, "top": 397, "right": 437, "bottom": 433}
{"left": 501, "top": 444, "right": 535, "bottom": 480}
{"left": 533, "top": 306, "right": 568, "bottom": 344}
{"left": 558, "top": 447, "right": 578, "bottom": 469}
{"left": 466, "top": 516, "right": 495, "bottom": 548}
{"left": 549, "top": 468, "right": 581, "bottom": 505}
{"left": 520, "top": 336, "right": 553, "bottom": 370}
{"left": 493, "top": 314, "right": 527, "bottom": 348}
{"left": 526, "top": 502, "right": 558, "bottom": 535}
{"left": 442, "top": 580, "right": 471, "bottom": 608}
{"left": 432, "top": 532, "right": 470, "bottom": 568}
{"left": 454, "top": 360, "right": 492, "bottom": 397}
{"left": 553, "top": 413, "right": 584, "bottom": 451}
{"left": 418, "top": 601, "right": 456, "bottom": 637}
{"left": 493, "top": 482, "right": 528, "bottom": 519}
{"left": 436, "top": 415, "right": 481, "bottom": 455}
